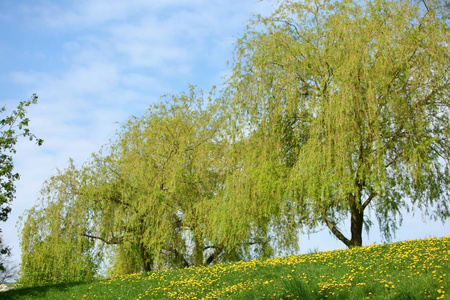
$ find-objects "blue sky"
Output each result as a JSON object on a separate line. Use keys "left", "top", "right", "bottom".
{"left": 1, "top": 0, "right": 449, "bottom": 267}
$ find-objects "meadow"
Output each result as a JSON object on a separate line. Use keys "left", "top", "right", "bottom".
{"left": 2, "top": 236, "right": 449, "bottom": 299}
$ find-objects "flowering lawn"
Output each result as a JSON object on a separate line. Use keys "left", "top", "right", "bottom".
{"left": 3, "top": 236, "right": 449, "bottom": 299}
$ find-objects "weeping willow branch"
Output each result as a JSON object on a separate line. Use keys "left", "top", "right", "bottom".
{"left": 83, "top": 233, "right": 122, "bottom": 245}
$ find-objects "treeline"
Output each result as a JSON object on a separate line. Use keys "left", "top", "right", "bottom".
{"left": 20, "top": 89, "right": 285, "bottom": 285}
{"left": 19, "top": 0, "right": 450, "bottom": 287}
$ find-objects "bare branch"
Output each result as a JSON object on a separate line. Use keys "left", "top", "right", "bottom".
{"left": 83, "top": 233, "right": 122, "bottom": 245}
{"left": 362, "top": 192, "right": 377, "bottom": 210}
{"left": 321, "top": 212, "right": 351, "bottom": 247}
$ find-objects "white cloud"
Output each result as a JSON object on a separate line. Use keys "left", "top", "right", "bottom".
{"left": 117, "top": 43, "right": 190, "bottom": 70}
{"left": 27, "top": 0, "right": 210, "bottom": 30}
{"left": 121, "top": 73, "right": 168, "bottom": 92}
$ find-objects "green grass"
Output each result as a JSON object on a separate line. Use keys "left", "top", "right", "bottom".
{"left": 2, "top": 236, "right": 449, "bottom": 299}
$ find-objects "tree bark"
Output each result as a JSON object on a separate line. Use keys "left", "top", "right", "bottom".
{"left": 321, "top": 212, "right": 351, "bottom": 247}
{"left": 205, "top": 246, "right": 223, "bottom": 265}
{"left": 349, "top": 200, "right": 364, "bottom": 247}
{"left": 322, "top": 193, "right": 365, "bottom": 248}
{"left": 139, "top": 243, "right": 153, "bottom": 272}
{"left": 83, "top": 233, "right": 122, "bottom": 245}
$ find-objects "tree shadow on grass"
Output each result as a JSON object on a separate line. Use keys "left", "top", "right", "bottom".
{"left": 0, "top": 281, "right": 89, "bottom": 300}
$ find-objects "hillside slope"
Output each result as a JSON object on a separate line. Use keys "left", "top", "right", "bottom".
{"left": 2, "top": 236, "right": 449, "bottom": 299}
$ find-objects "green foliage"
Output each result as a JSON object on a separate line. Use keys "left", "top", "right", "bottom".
{"left": 0, "top": 94, "right": 43, "bottom": 221}
{"left": 106, "top": 242, "right": 145, "bottom": 277}
{"left": 4, "top": 237, "right": 450, "bottom": 299}
{"left": 225, "top": 0, "right": 450, "bottom": 247}
{"left": 19, "top": 87, "right": 266, "bottom": 285}
{"left": 80, "top": 87, "right": 230, "bottom": 271}
{"left": 18, "top": 162, "right": 99, "bottom": 287}
{"left": 0, "top": 94, "right": 43, "bottom": 271}
{"left": 17, "top": 0, "right": 450, "bottom": 287}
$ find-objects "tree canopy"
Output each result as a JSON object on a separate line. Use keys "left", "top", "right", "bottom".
{"left": 19, "top": 0, "right": 450, "bottom": 287}
{"left": 20, "top": 88, "right": 272, "bottom": 286}
{"left": 0, "top": 94, "right": 42, "bottom": 272}
{"left": 225, "top": 0, "right": 450, "bottom": 247}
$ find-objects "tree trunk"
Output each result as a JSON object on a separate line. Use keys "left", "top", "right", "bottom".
{"left": 322, "top": 193, "right": 365, "bottom": 248}
{"left": 139, "top": 244, "right": 153, "bottom": 272}
{"left": 349, "top": 202, "right": 364, "bottom": 247}
{"left": 205, "top": 247, "right": 223, "bottom": 265}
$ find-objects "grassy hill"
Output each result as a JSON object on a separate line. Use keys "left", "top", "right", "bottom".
{"left": 2, "top": 236, "right": 449, "bottom": 299}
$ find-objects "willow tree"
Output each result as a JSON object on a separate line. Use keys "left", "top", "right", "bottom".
{"left": 20, "top": 87, "right": 248, "bottom": 283}
{"left": 19, "top": 161, "right": 99, "bottom": 287}
{"left": 82, "top": 88, "right": 231, "bottom": 273}
{"left": 225, "top": 0, "right": 450, "bottom": 248}
{"left": 84, "top": 88, "right": 274, "bottom": 273}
